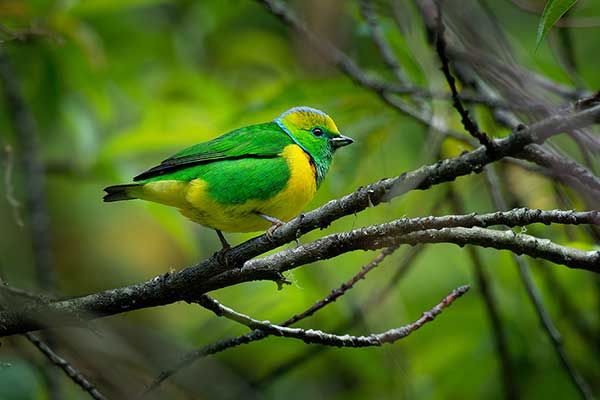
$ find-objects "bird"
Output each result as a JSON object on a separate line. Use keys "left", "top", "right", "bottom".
{"left": 103, "top": 106, "right": 354, "bottom": 250}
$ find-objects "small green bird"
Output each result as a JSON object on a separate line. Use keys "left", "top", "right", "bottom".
{"left": 103, "top": 106, "right": 353, "bottom": 249}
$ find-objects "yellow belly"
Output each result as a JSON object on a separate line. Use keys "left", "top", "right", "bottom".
{"left": 138, "top": 145, "right": 317, "bottom": 232}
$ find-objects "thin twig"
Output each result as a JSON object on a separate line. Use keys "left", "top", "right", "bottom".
{"left": 141, "top": 247, "right": 398, "bottom": 396}
{"left": 555, "top": 13, "right": 584, "bottom": 89}
{"left": 249, "top": 195, "right": 449, "bottom": 389}
{"left": 283, "top": 247, "right": 398, "bottom": 324}
{"left": 515, "top": 255, "right": 594, "bottom": 400}
{"left": 518, "top": 144, "right": 600, "bottom": 198}
{"left": 417, "top": 0, "right": 600, "bottom": 166}
{"left": 0, "top": 277, "right": 105, "bottom": 400}
{"left": 252, "top": 245, "right": 427, "bottom": 388}
{"left": 254, "top": 0, "right": 473, "bottom": 145}
{"left": 434, "top": 0, "right": 496, "bottom": 151}
{"left": 194, "top": 286, "right": 470, "bottom": 347}
{"left": 427, "top": 4, "right": 600, "bottom": 201}
{"left": 24, "top": 333, "right": 107, "bottom": 400}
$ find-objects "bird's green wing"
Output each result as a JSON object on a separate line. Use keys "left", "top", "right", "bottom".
{"left": 133, "top": 122, "right": 291, "bottom": 181}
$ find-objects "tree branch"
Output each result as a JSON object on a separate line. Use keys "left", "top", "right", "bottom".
{"left": 24, "top": 333, "right": 107, "bottom": 400}
{"left": 433, "top": 0, "right": 496, "bottom": 150}
{"left": 251, "top": 245, "right": 428, "bottom": 388}
{"left": 235, "top": 226, "right": 599, "bottom": 281}
{"left": 518, "top": 144, "right": 600, "bottom": 198}
{"left": 141, "top": 247, "right": 397, "bottom": 396}
{"left": 193, "top": 286, "right": 469, "bottom": 347}
{"left": 0, "top": 99, "right": 598, "bottom": 337}
{"left": 0, "top": 207, "right": 598, "bottom": 336}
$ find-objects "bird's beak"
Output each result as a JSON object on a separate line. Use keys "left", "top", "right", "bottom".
{"left": 329, "top": 135, "right": 354, "bottom": 148}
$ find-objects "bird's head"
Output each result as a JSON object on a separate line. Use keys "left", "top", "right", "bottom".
{"left": 275, "top": 106, "right": 353, "bottom": 158}
{"left": 275, "top": 106, "right": 353, "bottom": 186}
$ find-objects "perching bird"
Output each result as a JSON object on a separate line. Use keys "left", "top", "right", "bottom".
{"left": 103, "top": 106, "right": 353, "bottom": 250}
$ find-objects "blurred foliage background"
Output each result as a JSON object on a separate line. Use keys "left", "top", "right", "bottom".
{"left": 0, "top": 0, "right": 599, "bottom": 399}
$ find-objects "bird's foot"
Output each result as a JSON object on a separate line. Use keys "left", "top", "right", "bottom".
{"left": 256, "top": 212, "right": 285, "bottom": 242}
{"left": 266, "top": 221, "right": 284, "bottom": 241}
{"left": 215, "top": 245, "right": 231, "bottom": 266}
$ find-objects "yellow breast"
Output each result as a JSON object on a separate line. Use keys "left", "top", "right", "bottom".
{"left": 140, "top": 144, "right": 318, "bottom": 232}
{"left": 259, "top": 144, "right": 318, "bottom": 223}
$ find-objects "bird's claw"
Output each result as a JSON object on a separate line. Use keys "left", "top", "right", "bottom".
{"left": 215, "top": 244, "right": 231, "bottom": 266}
{"left": 266, "top": 221, "right": 284, "bottom": 241}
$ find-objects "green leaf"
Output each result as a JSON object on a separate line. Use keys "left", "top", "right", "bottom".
{"left": 535, "top": 0, "right": 578, "bottom": 50}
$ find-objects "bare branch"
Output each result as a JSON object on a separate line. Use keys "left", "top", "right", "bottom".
{"left": 515, "top": 253, "right": 595, "bottom": 400}
{"left": 419, "top": 0, "right": 600, "bottom": 199}
{"left": 24, "top": 333, "right": 107, "bottom": 400}
{"left": 0, "top": 277, "right": 104, "bottom": 400}
{"left": 433, "top": 1, "right": 496, "bottom": 150}
{"left": 237, "top": 226, "right": 599, "bottom": 279}
{"left": 282, "top": 247, "right": 398, "bottom": 324}
{"left": 537, "top": 262, "right": 600, "bottom": 355}
{"left": 149, "top": 195, "right": 449, "bottom": 392}
{"left": 251, "top": 245, "right": 428, "bottom": 387}
{"left": 1, "top": 205, "right": 599, "bottom": 337}
{"left": 518, "top": 144, "right": 600, "bottom": 198}
{"left": 141, "top": 248, "right": 397, "bottom": 396}
{"left": 254, "top": 0, "right": 473, "bottom": 144}
{"left": 194, "top": 286, "right": 470, "bottom": 347}
{"left": 255, "top": 0, "right": 557, "bottom": 143}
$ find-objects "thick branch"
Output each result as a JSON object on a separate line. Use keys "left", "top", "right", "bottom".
{"left": 0, "top": 209, "right": 598, "bottom": 337}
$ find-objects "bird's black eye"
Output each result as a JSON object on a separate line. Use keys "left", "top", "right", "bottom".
{"left": 312, "top": 127, "right": 324, "bottom": 137}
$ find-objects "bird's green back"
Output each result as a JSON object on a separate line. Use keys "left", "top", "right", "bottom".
{"left": 135, "top": 122, "right": 293, "bottom": 182}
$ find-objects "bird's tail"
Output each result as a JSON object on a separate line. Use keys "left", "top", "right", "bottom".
{"left": 103, "top": 184, "right": 142, "bottom": 202}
